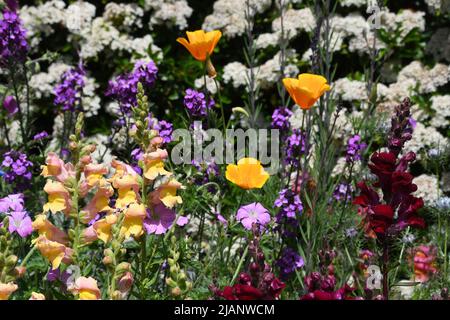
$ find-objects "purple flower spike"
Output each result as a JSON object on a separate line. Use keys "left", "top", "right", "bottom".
{"left": 346, "top": 135, "right": 367, "bottom": 163}
{"left": 0, "top": 5, "right": 29, "bottom": 66}
{"left": 183, "top": 88, "right": 214, "bottom": 117}
{"left": 54, "top": 65, "right": 86, "bottom": 112}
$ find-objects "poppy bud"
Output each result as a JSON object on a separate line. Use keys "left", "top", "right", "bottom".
{"left": 206, "top": 57, "right": 217, "bottom": 78}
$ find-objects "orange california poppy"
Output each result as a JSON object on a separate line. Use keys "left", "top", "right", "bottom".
{"left": 282, "top": 73, "right": 331, "bottom": 110}
{"left": 225, "top": 157, "right": 270, "bottom": 190}
{"left": 176, "top": 30, "right": 222, "bottom": 62}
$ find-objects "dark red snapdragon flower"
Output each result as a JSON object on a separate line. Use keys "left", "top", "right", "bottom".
{"left": 212, "top": 226, "right": 286, "bottom": 300}
{"left": 354, "top": 98, "right": 425, "bottom": 239}
{"left": 216, "top": 271, "right": 285, "bottom": 300}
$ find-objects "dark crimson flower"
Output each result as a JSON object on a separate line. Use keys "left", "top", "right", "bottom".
{"left": 220, "top": 284, "right": 264, "bottom": 300}
{"left": 354, "top": 98, "right": 425, "bottom": 239}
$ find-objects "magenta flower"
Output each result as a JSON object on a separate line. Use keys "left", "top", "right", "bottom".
{"left": 176, "top": 216, "right": 189, "bottom": 226}
{"left": 144, "top": 204, "right": 176, "bottom": 235}
{"left": 236, "top": 202, "right": 271, "bottom": 230}
{"left": 0, "top": 193, "right": 24, "bottom": 212}
{"left": 8, "top": 211, "right": 32, "bottom": 237}
{"left": 3, "top": 96, "right": 18, "bottom": 115}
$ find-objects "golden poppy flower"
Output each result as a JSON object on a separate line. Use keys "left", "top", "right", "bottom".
{"left": 177, "top": 30, "right": 222, "bottom": 62}
{"left": 225, "top": 157, "right": 270, "bottom": 190}
{"left": 282, "top": 73, "right": 330, "bottom": 110}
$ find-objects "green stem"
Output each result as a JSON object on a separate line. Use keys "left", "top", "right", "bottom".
{"left": 20, "top": 245, "right": 37, "bottom": 267}
{"left": 231, "top": 244, "right": 249, "bottom": 284}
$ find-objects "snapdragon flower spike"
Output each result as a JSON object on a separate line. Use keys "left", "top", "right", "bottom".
{"left": 387, "top": 97, "right": 414, "bottom": 156}
{"left": 54, "top": 65, "right": 86, "bottom": 112}
{"left": 0, "top": 2, "right": 29, "bottom": 66}
{"left": 354, "top": 98, "right": 425, "bottom": 239}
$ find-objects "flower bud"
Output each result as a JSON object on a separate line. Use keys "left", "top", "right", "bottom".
{"left": 171, "top": 287, "right": 182, "bottom": 297}
{"left": 206, "top": 58, "right": 217, "bottom": 78}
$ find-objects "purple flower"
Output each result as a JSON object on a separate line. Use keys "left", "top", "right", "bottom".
{"left": 346, "top": 135, "right": 367, "bottom": 163}
{"left": 54, "top": 65, "right": 86, "bottom": 112}
{"left": 236, "top": 202, "right": 271, "bottom": 230}
{"left": 271, "top": 107, "right": 292, "bottom": 131}
{"left": 285, "top": 129, "right": 306, "bottom": 167}
{"left": 176, "top": 216, "right": 189, "bottom": 226}
{"left": 332, "top": 183, "right": 353, "bottom": 201}
{"left": 1, "top": 150, "right": 33, "bottom": 189}
{"left": 33, "top": 131, "right": 49, "bottom": 141}
{"left": 0, "top": 193, "right": 24, "bottom": 212}
{"left": 274, "top": 189, "right": 303, "bottom": 219}
{"left": 276, "top": 247, "right": 304, "bottom": 278}
{"left": 3, "top": 95, "right": 17, "bottom": 115}
{"left": 106, "top": 60, "right": 158, "bottom": 114}
{"left": 153, "top": 120, "right": 173, "bottom": 144}
{"left": 183, "top": 88, "right": 214, "bottom": 117}
{"left": 130, "top": 148, "right": 144, "bottom": 175}
{"left": 8, "top": 211, "right": 32, "bottom": 237}
{"left": 0, "top": 5, "right": 29, "bottom": 66}
{"left": 144, "top": 204, "right": 176, "bottom": 235}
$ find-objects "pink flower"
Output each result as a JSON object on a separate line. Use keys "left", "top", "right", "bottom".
{"left": 3, "top": 96, "right": 18, "bottom": 115}
{"left": 144, "top": 204, "right": 176, "bottom": 235}
{"left": 8, "top": 211, "right": 32, "bottom": 237}
{"left": 236, "top": 202, "right": 271, "bottom": 230}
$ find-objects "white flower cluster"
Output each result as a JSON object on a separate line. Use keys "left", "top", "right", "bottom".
{"left": 394, "top": 9, "right": 426, "bottom": 38}
{"left": 430, "top": 95, "right": 450, "bottom": 129}
{"left": 202, "top": 0, "right": 271, "bottom": 38}
{"left": 103, "top": 2, "right": 144, "bottom": 30}
{"left": 145, "top": 0, "right": 193, "bottom": 30}
{"left": 29, "top": 62, "right": 100, "bottom": 118}
{"left": 21, "top": 1, "right": 162, "bottom": 61}
{"left": 65, "top": 1, "right": 96, "bottom": 35}
{"left": 379, "top": 61, "right": 450, "bottom": 107}
{"left": 255, "top": 8, "right": 316, "bottom": 49}
{"left": 340, "top": 0, "right": 368, "bottom": 7}
{"left": 78, "top": 17, "right": 161, "bottom": 61}
{"left": 29, "top": 62, "right": 71, "bottom": 99}
{"left": 194, "top": 76, "right": 218, "bottom": 95}
{"left": 414, "top": 174, "right": 440, "bottom": 204}
{"left": 222, "top": 50, "right": 298, "bottom": 90}
{"left": 333, "top": 78, "right": 368, "bottom": 102}
{"left": 404, "top": 122, "right": 448, "bottom": 157}
{"left": 20, "top": 0, "right": 66, "bottom": 48}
